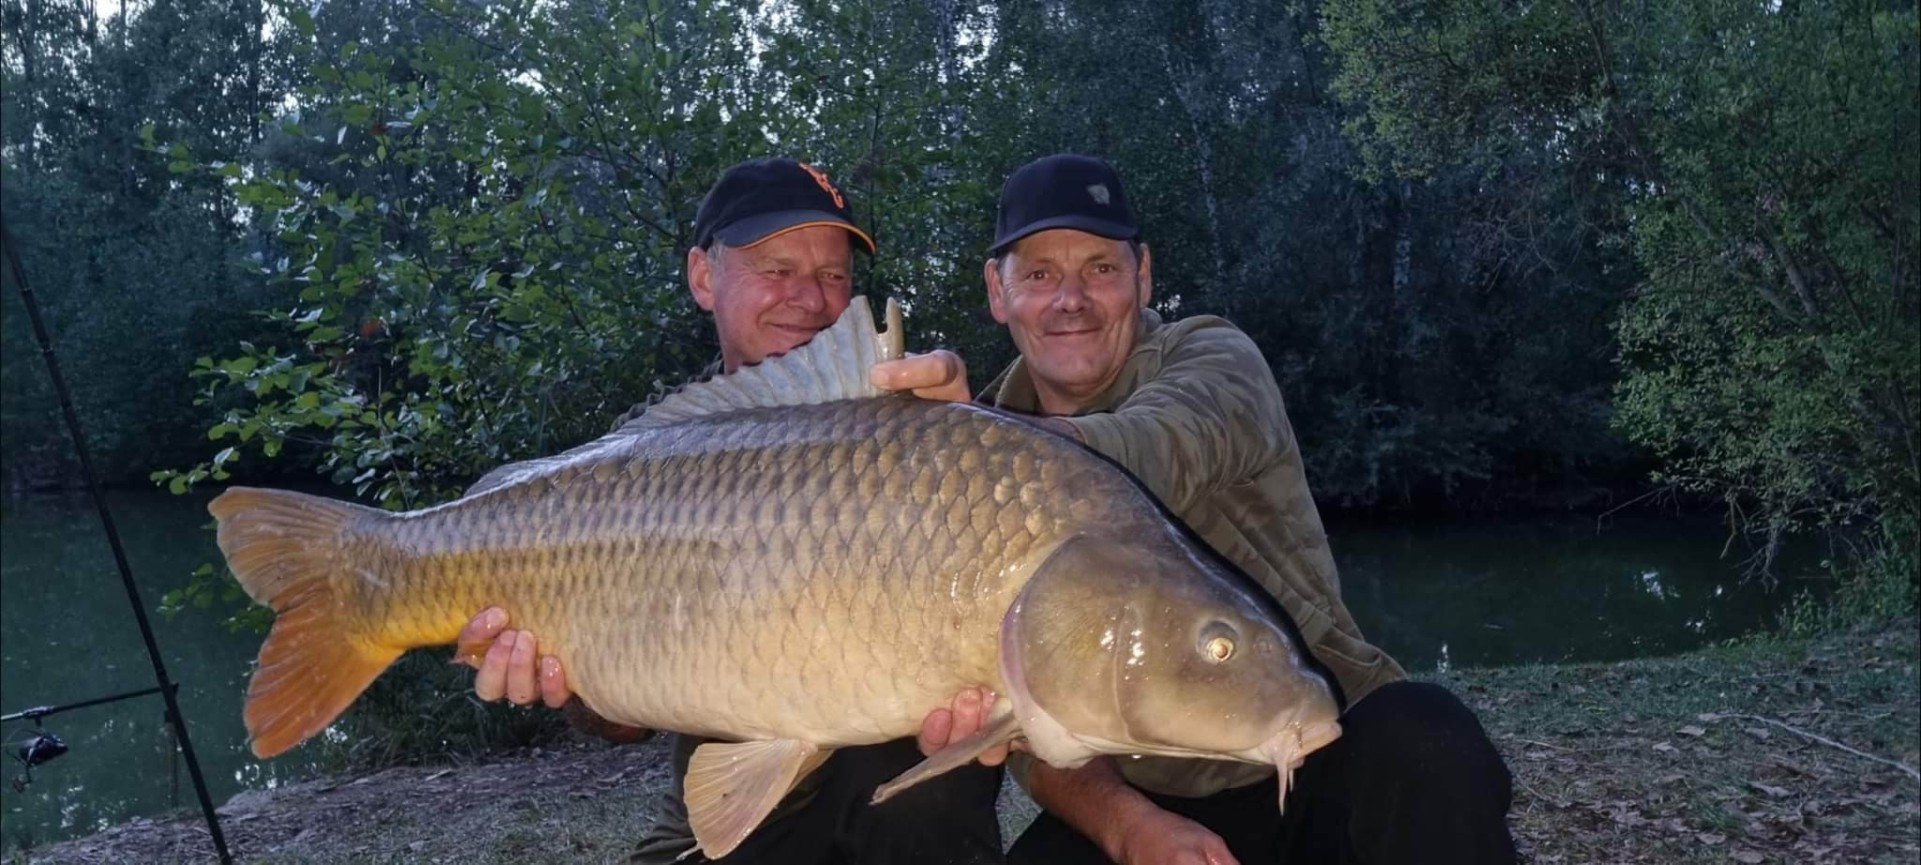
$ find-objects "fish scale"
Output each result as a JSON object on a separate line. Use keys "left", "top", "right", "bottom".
{"left": 423, "top": 399, "right": 1058, "bottom": 741}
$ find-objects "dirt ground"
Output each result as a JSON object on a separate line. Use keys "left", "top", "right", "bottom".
{"left": 15, "top": 621, "right": 1918, "bottom": 864}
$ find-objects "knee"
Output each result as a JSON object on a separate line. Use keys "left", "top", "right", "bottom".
{"left": 1343, "top": 681, "right": 1510, "bottom": 790}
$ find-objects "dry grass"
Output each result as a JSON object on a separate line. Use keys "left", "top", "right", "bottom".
{"left": 1448, "top": 621, "right": 1920, "bottom": 864}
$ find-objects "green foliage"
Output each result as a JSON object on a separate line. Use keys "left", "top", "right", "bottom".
{"left": 156, "top": 0, "right": 736, "bottom": 509}
{"left": 1, "top": 0, "right": 288, "bottom": 489}
{"left": 1777, "top": 513, "right": 1921, "bottom": 638}
{"left": 1321, "top": 0, "right": 1920, "bottom": 535}
{"left": 157, "top": 561, "right": 275, "bottom": 633}
{"left": 1611, "top": 1, "right": 1920, "bottom": 539}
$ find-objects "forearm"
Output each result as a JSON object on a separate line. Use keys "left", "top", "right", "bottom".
{"left": 1024, "top": 757, "right": 1157, "bottom": 861}
{"left": 1061, "top": 324, "right": 1289, "bottom": 513}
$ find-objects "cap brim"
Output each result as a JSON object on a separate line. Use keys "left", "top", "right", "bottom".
{"left": 989, "top": 215, "right": 1138, "bottom": 256}
{"left": 715, "top": 209, "right": 877, "bottom": 255}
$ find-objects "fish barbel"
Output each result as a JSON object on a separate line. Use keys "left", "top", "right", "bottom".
{"left": 209, "top": 298, "right": 1342, "bottom": 857}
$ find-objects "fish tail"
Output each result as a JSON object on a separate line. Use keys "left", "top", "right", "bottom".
{"left": 209, "top": 487, "right": 406, "bottom": 758}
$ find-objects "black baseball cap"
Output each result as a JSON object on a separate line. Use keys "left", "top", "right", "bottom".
{"left": 692, "top": 158, "right": 876, "bottom": 254}
{"left": 988, "top": 153, "right": 1139, "bottom": 256}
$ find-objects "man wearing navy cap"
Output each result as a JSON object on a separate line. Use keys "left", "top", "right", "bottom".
{"left": 455, "top": 157, "right": 1006, "bottom": 864}
{"left": 904, "top": 154, "right": 1518, "bottom": 864}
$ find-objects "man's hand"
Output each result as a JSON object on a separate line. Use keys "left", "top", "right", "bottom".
{"left": 1025, "top": 758, "right": 1234, "bottom": 865}
{"left": 917, "top": 685, "right": 1010, "bottom": 766}
{"left": 455, "top": 607, "right": 571, "bottom": 709}
{"left": 1113, "top": 809, "right": 1239, "bottom": 865}
{"left": 871, "top": 350, "right": 970, "bottom": 402}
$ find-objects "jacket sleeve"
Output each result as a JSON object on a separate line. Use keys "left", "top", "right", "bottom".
{"left": 1066, "top": 319, "right": 1291, "bottom": 515}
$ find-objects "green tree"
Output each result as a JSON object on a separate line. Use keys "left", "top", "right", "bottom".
{"left": 164, "top": 0, "right": 762, "bottom": 506}
{"left": 1321, "top": 0, "right": 1920, "bottom": 551}
{"left": 2, "top": 0, "right": 285, "bottom": 488}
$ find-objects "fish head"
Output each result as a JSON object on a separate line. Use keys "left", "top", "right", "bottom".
{"left": 1002, "top": 533, "right": 1343, "bottom": 775}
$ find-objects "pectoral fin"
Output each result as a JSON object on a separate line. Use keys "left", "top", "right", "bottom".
{"left": 871, "top": 700, "right": 1022, "bottom": 805}
{"left": 685, "top": 739, "right": 830, "bottom": 858}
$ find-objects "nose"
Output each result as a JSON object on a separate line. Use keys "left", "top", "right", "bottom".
{"left": 1051, "top": 273, "right": 1088, "bottom": 313}
{"left": 786, "top": 273, "right": 827, "bottom": 314}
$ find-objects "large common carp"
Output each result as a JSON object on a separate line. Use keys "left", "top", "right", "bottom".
{"left": 209, "top": 298, "right": 1342, "bottom": 857}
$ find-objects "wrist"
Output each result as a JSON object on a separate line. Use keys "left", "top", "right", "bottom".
{"left": 1100, "top": 792, "right": 1164, "bottom": 862}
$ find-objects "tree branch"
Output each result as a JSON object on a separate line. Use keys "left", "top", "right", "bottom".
{"left": 1706, "top": 713, "right": 1920, "bottom": 781}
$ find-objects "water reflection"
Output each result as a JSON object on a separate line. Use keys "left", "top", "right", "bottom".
{"left": 2, "top": 489, "right": 325, "bottom": 853}
{"left": 1328, "top": 512, "right": 1825, "bottom": 671}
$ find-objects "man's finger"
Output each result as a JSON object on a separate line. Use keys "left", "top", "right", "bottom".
{"left": 921, "top": 351, "right": 963, "bottom": 388}
{"left": 454, "top": 607, "right": 509, "bottom": 668}
{"left": 539, "top": 656, "right": 570, "bottom": 709}
{"left": 978, "top": 743, "right": 1009, "bottom": 767}
{"left": 474, "top": 631, "right": 515, "bottom": 701}
{"left": 870, "top": 354, "right": 952, "bottom": 389}
{"left": 918, "top": 708, "right": 954, "bottom": 757}
{"left": 953, "top": 687, "right": 982, "bottom": 739}
{"left": 505, "top": 630, "right": 539, "bottom": 705}
{"left": 912, "top": 351, "right": 970, "bottom": 402}
{"left": 870, "top": 352, "right": 970, "bottom": 402}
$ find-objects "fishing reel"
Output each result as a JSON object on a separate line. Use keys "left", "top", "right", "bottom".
{"left": 7, "top": 721, "right": 69, "bottom": 793}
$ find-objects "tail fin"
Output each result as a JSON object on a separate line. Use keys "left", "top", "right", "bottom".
{"left": 209, "top": 487, "right": 405, "bottom": 758}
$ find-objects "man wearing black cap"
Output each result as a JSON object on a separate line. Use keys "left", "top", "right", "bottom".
{"left": 454, "top": 157, "right": 1005, "bottom": 864}
{"left": 903, "top": 154, "right": 1517, "bottom": 864}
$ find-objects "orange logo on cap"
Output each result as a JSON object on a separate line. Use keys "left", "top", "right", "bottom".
{"left": 798, "top": 162, "right": 846, "bottom": 210}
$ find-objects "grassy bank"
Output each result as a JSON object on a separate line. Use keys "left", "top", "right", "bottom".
{"left": 18, "top": 615, "right": 1915, "bottom": 864}
{"left": 1439, "top": 619, "right": 1918, "bottom": 863}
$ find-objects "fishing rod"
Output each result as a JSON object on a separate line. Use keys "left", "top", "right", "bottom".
{"left": 1, "top": 685, "right": 173, "bottom": 724}
{"left": 3, "top": 686, "right": 180, "bottom": 795}
{"left": 1, "top": 222, "right": 234, "bottom": 863}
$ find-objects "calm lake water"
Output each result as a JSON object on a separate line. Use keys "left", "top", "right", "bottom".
{"left": 0, "top": 488, "right": 1827, "bottom": 851}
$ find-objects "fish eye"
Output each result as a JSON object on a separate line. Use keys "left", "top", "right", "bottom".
{"left": 1198, "top": 622, "right": 1239, "bottom": 663}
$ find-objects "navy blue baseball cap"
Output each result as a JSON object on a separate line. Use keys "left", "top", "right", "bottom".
{"left": 989, "top": 154, "right": 1139, "bottom": 256}
{"left": 692, "top": 158, "right": 876, "bottom": 254}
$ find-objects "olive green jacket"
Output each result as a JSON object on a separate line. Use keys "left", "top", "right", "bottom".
{"left": 983, "top": 308, "right": 1406, "bottom": 797}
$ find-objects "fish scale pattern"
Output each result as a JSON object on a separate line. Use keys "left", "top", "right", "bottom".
{"left": 355, "top": 396, "right": 1160, "bottom": 747}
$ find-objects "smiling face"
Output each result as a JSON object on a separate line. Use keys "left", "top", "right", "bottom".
{"left": 986, "top": 229, "right": 1152, "bottom": 415}
{"left": 688, "top": 224, "right": 857, "bottom": 372}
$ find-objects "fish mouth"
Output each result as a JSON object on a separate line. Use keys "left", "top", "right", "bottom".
{"left": 1261, "top": 719, "right": 1342, "bottom": 813}
{"left": 1296, "top": 719, "right": 1342, "bottom": 758}
{"left": 1257, "top": 718, "right": 1342, "bottom": 765}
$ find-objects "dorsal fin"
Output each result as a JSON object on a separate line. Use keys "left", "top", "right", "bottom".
{"left": 623, "top": 296, "right": 905, "bottom": 429}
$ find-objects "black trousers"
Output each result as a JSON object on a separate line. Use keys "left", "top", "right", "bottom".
{"left": 630, "top": 735, "right": 1006, "bottom": 865}
{"left": 1009, "top": 682, "right": 1516, "bottom": 865}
